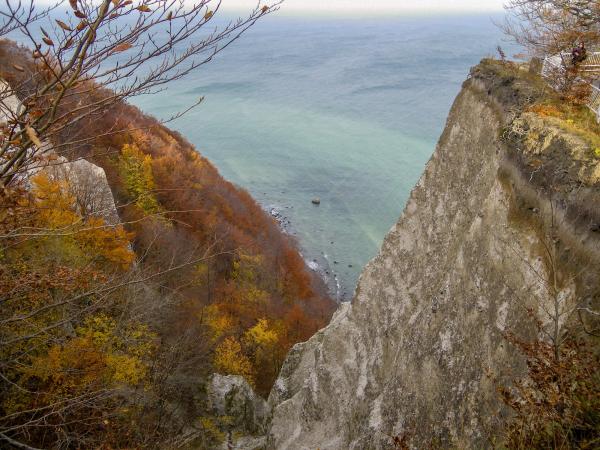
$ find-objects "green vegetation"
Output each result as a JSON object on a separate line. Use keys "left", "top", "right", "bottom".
{"left": 119, "top": 143, "right": 164, "bottom": 215}
{"left": 526, "top": 101, "right": 600, "bottom": 158}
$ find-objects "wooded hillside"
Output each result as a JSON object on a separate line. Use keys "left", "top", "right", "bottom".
{"left": 0, "top": 38, "right": 335, "bottom": 449}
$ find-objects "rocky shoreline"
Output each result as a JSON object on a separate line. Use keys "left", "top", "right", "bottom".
{"left": 266, "top": 205, "right": 349, "bottom": 302}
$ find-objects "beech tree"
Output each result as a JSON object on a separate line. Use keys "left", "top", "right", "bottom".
{"left": 0, "top": 0, "right": 280, "bottom": 186}
{"left": 0, "top": 4, "right": 339, "bottom": 442}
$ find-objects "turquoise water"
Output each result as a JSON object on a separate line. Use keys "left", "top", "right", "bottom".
{"left": 131, "top": 13, "right": 516, "bottom": 300}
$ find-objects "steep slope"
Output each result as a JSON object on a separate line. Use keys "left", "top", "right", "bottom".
{"left": 0, "top": 39, "right": 336, "bottom": 449}
{"left": 267, "top": 61, "right": 600, "bottom": 449}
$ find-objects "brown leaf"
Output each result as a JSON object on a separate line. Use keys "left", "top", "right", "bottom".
{"left": 63, "top": 38, "right": 74, "bottom": 49}
{"left": 136, "top": 4, "right": 151, "bottom": 12}
{"left": 74, "top": 10, "right": 86, "bottom": 19}
{"left": 56, "top": 19, "right": 73, "bottom": 31}
{"left": 166, "top": 11, "right": 173, "bottom": 20}
{"left": 12, "top": 64, "right": 25, "bottom": 72}
{"left": 32, "top": 50, "right": 42, "bottom": 58}
{"left": 109, "top": 12, "right": 119, "bottom": 19}
{"left": 204, "top": 10, "right": 213, "bottom": 20}
{"left": 76, "top": 20, "right": 88, "bottom": 31}
{"left": 69, "top": 0, "right": 77, "bottom": 10}
{"left": 42, "top": 36, "right": 54, "bottom": 46}
{"left": 113, "top": 42, "right": 133, "bottom": 53}
{"left": 111, "top": 0, "right": 120, "bottom": 6}
{"left": 261, "top": 5, "right": 269, "bottom": 13}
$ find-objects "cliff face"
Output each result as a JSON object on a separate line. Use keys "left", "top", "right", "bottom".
{"left": 267, "top": 62, "right": 600, "bottom": 449}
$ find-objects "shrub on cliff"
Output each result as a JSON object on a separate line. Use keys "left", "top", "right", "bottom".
{"left": 498, "top": 334, "right": 600, "bottom": 449}
{"left": 502, "top": 0, "right": 600, "bottom": 103}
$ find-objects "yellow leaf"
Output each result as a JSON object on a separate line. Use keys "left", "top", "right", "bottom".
{"left": 214, "top": 337, "right": 254, "bottom": 384}
{"left": 136, "top": 4, "right": 151, "bottom": 12}
{"left": 204, "top": 10, "right": 213, "bottom": 20}
{"left": 25, "top": 125, "right": 42, "bottom": 147}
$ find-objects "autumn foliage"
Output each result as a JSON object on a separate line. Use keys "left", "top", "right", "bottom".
{"left": 497, "top": 334, "right": 600, "bottom": 449}
{"left": 0, "top": 38, "right": 335, "bottom": 448}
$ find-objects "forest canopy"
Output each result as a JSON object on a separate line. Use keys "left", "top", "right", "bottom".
{"left": 0, "top": 9, "right": 335, "bottom": 447}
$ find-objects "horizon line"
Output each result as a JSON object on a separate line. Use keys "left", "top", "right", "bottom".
{"left": 223, "top": 7, "right": 506, "bottom": 18}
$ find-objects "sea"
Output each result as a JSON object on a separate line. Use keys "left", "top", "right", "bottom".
{"left": 131, "top": 12, "right": 520, "bottom": 301}
{"left": 6, "top": 10, "right": 519, "bottom": 300}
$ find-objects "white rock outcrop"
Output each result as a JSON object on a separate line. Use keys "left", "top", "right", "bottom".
{"left": 208, "top": 374, "right": 270, "bottom": 449}
{"left": 41, "top": 156, "right": 120, "bottom": 225}
{"left": 266, "top": 63, "right": 600, "bottom": 449}
{"left": 1, "top": 78, "right": 119, "bottom": 223}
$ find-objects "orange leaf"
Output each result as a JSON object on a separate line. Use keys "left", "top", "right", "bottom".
{"left": 76, "top": 20, "right": 88, "bottom": 31}
{"left": 56, "top": 19, "right": 73, "bottom": 31}
{"left": 204, "top": 10, "right": 213, "bottom": 20}
{"left": 113, "top": 42, "right": 133, "bottom": 53}
{"left": 136, "top": 4, "right": 151, "bottom": 12}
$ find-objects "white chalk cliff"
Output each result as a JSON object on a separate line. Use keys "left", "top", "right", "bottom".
{"left": 265, "top": 61, "right": 600, "bottom": 449}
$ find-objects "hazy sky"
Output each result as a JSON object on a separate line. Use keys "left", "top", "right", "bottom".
{"left": 222, "top": 0, "right": 506, "bottom": 14}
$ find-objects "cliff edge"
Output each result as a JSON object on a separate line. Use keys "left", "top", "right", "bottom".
{"left": 266, "top": 60, "right": 600, "bottom": 449}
